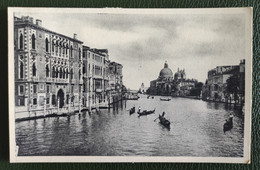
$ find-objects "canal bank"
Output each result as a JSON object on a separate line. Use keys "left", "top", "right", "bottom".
{"left": 15, "top": 96, "right": 125, "bottom": 122}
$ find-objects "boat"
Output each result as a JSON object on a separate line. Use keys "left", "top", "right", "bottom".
{"left": 223, "top": 118, "right": 233, "bottom": 133}
{"left": 138, "top": 109, "right": 156, "bottom": 116}
{"left": 159, "top": 114, "right": 171, "bottom": 128}
{"left": 129, "top": 107, "right": 135, "bottom": 115}
{"left": 126, "top": 96, "right": 140, "bottom": 100}
{"left": 160, "top": 98, "right": 171, "bottom": 101}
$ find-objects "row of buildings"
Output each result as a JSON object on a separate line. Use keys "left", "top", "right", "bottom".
{"left": 148, "top": 61, "right": 198, "bottom": 96}
{"left": 202, "top": 59, "right": 245, "bottom": 105}
{"left": 14, "top": 16, "right": 124, "bottom": 119}
{"left": 147, "top": 59, "right": 245, "bottom": 107}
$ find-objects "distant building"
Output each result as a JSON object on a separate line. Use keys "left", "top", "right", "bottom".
{"left": 14, "top": 16, "right": 83, "bottom": 119}
{"left": 139, "top": 83, "right": 148, "bottom": 94}
{"left": 148, "top": 61, "right": 197, "bottom": 96}
{"left": 202, "top": 59, "right": 245, "bottom": 105}
{"left": 174, "top": 68, "right": 197, "bottom": 96}
{"left": 108, "top": 62, "right": 124, "bottom": 104}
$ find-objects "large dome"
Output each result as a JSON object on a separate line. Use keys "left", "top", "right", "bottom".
{"left": 159, "top": 62, "right": 173, "bottom": 78}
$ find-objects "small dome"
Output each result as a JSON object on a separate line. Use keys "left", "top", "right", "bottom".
{"left": 174, "top": 72, "right": 181, "bottom": 80}
{"left": 159, "top": 61, "right": 173, "bottom": 78}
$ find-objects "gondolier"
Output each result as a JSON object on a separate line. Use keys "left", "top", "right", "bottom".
{"left": 138, "top": 106, "right": 141, "bottom": 113}
{"left": 158, "top": 112, "right": 170, "bottom": 129}
{"left": 162, "top": 112, "right": 165, "bottom": 117}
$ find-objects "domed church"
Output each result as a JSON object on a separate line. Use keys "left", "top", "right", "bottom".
{"left": 149, "top": 61, "right": 175, "bottom": 95}
{"left": 148, "top": 61, "right": 197, "bottom": 96}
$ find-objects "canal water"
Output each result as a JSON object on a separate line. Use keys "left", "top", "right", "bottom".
{"left": 16, "top": 94, "right": 244, "bottom": 157}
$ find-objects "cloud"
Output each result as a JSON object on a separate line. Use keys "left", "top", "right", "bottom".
{"left": 14, "top": 11, "right": 246, "bottom": 90}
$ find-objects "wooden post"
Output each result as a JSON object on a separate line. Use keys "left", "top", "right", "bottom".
{"left": 57, "top": 98, "right": 60, "bottom": 115}
{"left": 43, "top": 97, "right": 46, "bottom": 117}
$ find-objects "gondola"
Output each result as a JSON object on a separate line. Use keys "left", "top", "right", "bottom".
{"left": 137, "top": 109, "right": 156, "bottom": 116}
{"left": 223, "top": 118, "right": 233, "bottom": 133}
{"left": 159, "top": 115, "right": 171, "bottom": 128}
{"left": 129, "top": 107, "right": 135, "bottom": 115}
{"left": 160, "top": 98, "right": 171, "bottom": 101}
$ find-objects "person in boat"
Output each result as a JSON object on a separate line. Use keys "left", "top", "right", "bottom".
{"left": 159, "top": 112, "right": 167, "bottom": 122}
{"left": 226, "top": 113, "right": 233, "bottom": 123}
{"left": 138, "top": 106, "right": 141, "bottom": 113}
{"left": 228, "top": 113, "right": 233, "bottom": 122}
{"left": 162, "top": 112, "right": 166, "bottom": 117}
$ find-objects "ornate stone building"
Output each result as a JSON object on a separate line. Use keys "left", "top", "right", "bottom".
{"left": 150, "top": 61, "right": 174, "bottom": 95}
{"left": 108, "top": 62, "right": 124, "bottom": 104}
{"left": 14, "top": 16, "right": 83, "bottom": 119}
{"left": 202, "top": 59, "right": 245, "bottom": 104}
{"left": 82, "top": 46, "right": 110, "bottom": 110}
{"left": 149, "top": 61, "right": 197, "bottom": 96}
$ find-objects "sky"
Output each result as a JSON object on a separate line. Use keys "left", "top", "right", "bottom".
{"left": 14, "top": 9, "right": 247, "bottom": 90}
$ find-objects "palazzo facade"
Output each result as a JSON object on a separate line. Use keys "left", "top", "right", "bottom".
{"left": 14, "top": 16, "right": 83, "bottom": 119}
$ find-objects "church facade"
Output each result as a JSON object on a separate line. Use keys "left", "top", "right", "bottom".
{"left": 148, "top": 62, "right": 197, "bottom": 96}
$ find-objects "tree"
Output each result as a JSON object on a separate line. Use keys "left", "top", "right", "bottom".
{"left": 189, "top": 82, "right": 204, "bottom": 97}
{"left": 226, "top": 74, "right": 240, "bottom": 104}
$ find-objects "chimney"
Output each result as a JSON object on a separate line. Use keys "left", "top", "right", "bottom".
{"left": 73, "top": 33, "right": 77, "bottom": 39}
{"left": 36, "top": 19, "right": 42, "bottom": 27}
{"left": 22, "top": 16, "right": 33, "bottom": 23}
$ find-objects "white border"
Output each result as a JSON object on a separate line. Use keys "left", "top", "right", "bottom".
{"left": 8, "top": 7, "right": 252, "bottom": 163}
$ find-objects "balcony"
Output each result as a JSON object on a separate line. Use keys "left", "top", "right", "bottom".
{"left": 95, "top": 89, "right": 103, "bottom": 93}
{"left": 93, "top": 75, "right": 103, "bottom": 79}
{"left": 32, "top": 77, "right": 39, "bottom": 82}
{"left": 71, "top": 79, "right": 76, "bottom": 84}
{"left": 56, "top": 78, "right": 69, "bottom": 84}
{"left": 46, "top": 77, "right": 53, "bottom": 82}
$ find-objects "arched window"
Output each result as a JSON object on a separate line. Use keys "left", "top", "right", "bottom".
{"left": 32, "top": 34, "right": 36, "bottom": 50}
{"left": 19, "top": 34, "right": 23, "bottom": 49}
{"left": 56, "top": 68, "right": 59, "bottom": 78}
{"left": 46, "top": 65, "right": 49, "bottom": 77}
{"left": 59, "top": 42, "right": 61, "bottom": 56}
{"left": 79, "top": 48, "right": 81, "bottom": 60}
{"left": 70, "top": 69, "right": 73, "bottom": 79}
{"left": 63, "top": 69, "right": 65, "bottom": 79}
{"left": 45, "top": 38, "right": 49, "bottom": 52}
{"left": 52, "top": 66, "right": 56, "bottom": 78}
{"left": 19, "top": 61, "right": 24, "bottom": 78}
{"left": 66, "top": 69, "right": 69, "bottom": 79}
{"left": 66, "top": 45, "right": 68, "bottom": 55}
{"left": 70, "top": 45, "right": 73, "bottom": 58}
{"left": 52, "top": 41, "right": 54, "bottom": 52}
{"left": 83, "top": 84, "right": 86, "bottom": 92}
{"left": 55, "top": 42, "right": 58, "bottom": 55}
{"left": 63, "top": 45, "right": 65, "bottom": 55}
{"left": 59, "top": 68, "right": 62, "bottom": 78}
{"left": 83, "top": 64, "right": 86, "bottom": 75}
{"left": 52, "top": 94, "right": 56, "bottom": 106}
{"left": 32, "top": 63, "right": 36, "bottom": 76}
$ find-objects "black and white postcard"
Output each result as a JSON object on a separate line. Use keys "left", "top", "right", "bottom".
{"left": 8, "top": 7, "right": 252, "bottom": 163}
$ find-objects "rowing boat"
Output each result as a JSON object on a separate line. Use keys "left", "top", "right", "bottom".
{"left": 138, "top": 109, "right": 155, "bottom": 116}
{"left": 159, "top": 115, "right": 170, "bottom": 128}
{"left": 160, "top": 98, "right": 171, "bottom": 101}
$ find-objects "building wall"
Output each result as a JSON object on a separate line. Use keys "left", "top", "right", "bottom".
{"left": 14, "top": 16, "right": 83, "bottom": 117}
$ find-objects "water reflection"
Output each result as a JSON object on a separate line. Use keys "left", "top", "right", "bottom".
{"left": 16, "top": 95, "right": 244, "bottom": 157}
